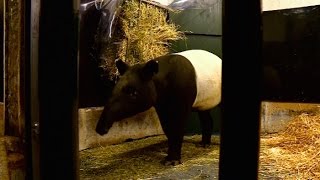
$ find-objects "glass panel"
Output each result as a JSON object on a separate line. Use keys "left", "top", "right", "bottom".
{"left": 260, "top": 2, "right": 320, "bottom": 179}
{"left": 79, "top": 0, "right": 222, "bottom": 179}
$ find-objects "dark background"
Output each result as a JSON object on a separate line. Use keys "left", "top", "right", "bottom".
{"left": 262, "top": 5, "right": 320, "bottom": 102}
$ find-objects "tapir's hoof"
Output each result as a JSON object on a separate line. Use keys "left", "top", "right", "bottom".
{"left": 196, "top": 142, "right": 212, "bottom": 148}
{"left": 161, "top": 158, "right": 182, "bottom": 166}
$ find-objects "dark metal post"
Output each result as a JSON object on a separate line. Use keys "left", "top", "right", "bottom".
{"left": 25, "top": 0, "right": 33, "bottom": 179}
{"left": 219, "top": 0, "right": 262, "bottom": 179}
{"left": 26, "top": 0, "right": 41, "bottom": 179}
{"left": 37, "top": 0, "right": 80, "bottom": 179}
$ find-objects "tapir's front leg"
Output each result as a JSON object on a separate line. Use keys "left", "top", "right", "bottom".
{"left": 165, "top": 129, "right": 184, "bottom": 166}
{"left": 156, "top": 104, "right": 191, "bottom": 166}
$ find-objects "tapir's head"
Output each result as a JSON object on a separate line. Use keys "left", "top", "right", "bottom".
{"left": 95, "top": 59, "right": 159, "bottom": 135}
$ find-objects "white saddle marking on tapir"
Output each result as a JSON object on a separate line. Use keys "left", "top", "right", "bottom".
{"left": 174, "top": 50, "right": 222, "bottom": 111}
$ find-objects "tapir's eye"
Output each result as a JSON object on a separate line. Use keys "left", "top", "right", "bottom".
{"left": 123, "top": 86, "right": 138, "bottom": 97}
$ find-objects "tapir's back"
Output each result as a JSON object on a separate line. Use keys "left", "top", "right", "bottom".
{"left": 173, "top": 50, "right": 222, "bottom": 111}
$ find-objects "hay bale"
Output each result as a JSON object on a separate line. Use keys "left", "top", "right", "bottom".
{"left": 99, "top": 0, "right": 184, "bottom": 80}
{"left": 260, "top": 113, "right": 320, "bottom": 179}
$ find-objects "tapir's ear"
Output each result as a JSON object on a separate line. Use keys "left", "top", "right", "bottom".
{"left": 115, "top": 59, "right": 129, "bottom": 75}
{"left": 143, "top": 60, "right": 159, "bottom": 80}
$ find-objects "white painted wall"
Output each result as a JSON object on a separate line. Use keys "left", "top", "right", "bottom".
{"left": 262, "top": 0, "right": 320, "bottom": 11}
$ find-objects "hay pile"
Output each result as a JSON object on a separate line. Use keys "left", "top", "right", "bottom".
{"left": 99, "top": 0, "right": 184, "bottom": 81}
{"left": 80, "top": 135, "right": 220, "bottom": 179}
{"left": 260, "top": 113, "right": 320, "bottom": 179}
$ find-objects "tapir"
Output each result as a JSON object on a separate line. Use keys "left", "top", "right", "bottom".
{"left": 95, "top": 49, "right": 222, "bottom": 165}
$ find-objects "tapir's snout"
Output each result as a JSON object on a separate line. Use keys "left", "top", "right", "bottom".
{"left": 96, "top": 115, "right": 113, "bottom": 136}
{"left": 95, "top": 124, "right": 110, "bottom": 136}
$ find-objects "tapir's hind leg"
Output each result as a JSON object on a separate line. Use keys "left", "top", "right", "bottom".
{"left": 198, "top": 110, "right": 213, "bottom": 148}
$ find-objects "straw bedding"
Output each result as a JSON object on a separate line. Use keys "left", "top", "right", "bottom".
{"left": 80, "top": 135, "right": 219, "bottom": 179}
{"left": 260, "top": 113, "right": 320, "bottom": 179}
{"left": 80, "top": 113, "right": 320, "bottom": 179}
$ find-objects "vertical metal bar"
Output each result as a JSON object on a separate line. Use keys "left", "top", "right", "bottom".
{"left": 27, "top": 0, "right": 41, "bottom": 179}
{"left": 219, "top": 0, "right": 262, "bottom": 179}
{"left": 24, "top": 0, "right": 33, "bottom": 179}
{"left": 38, "top": 0, "right": 79, "bottom": 179}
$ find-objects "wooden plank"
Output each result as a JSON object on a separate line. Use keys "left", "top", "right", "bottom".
{"left": 4, "top": 0, "right": 25, "bottom": 138}
{"left": 0, "top": 136, "right": 24, "bottom": 180}
{"left": 7, "top": 153, "right": 25, "bottom": 180}
{"left": 0, "top": 140, "right": 9, "bottom": 180}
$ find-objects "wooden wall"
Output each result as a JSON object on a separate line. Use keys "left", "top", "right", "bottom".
{"left": 4, "top": 0, "right": 25, "bottom": 138}
{"left": 2, "top": 0, "right": 26, "bottom": 179}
